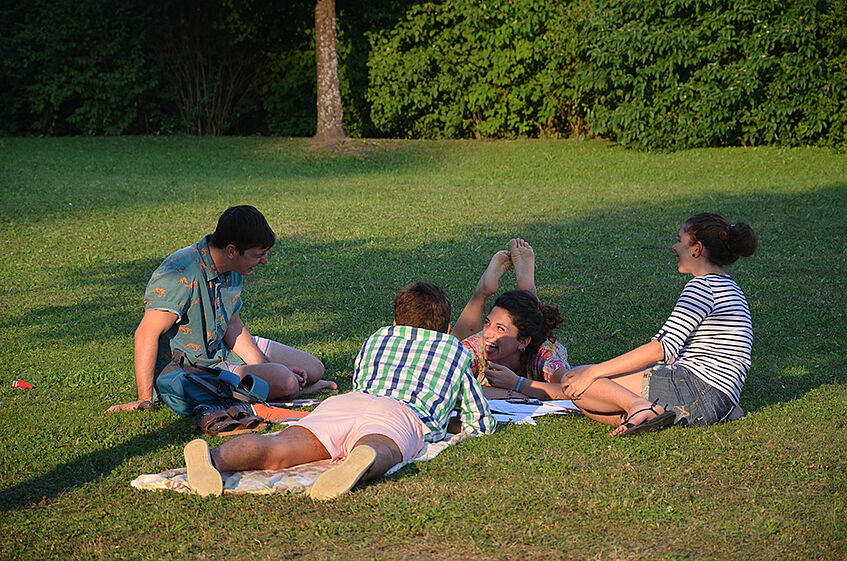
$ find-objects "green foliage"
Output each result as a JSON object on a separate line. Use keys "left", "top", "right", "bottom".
{"left": 2, "top": 0, "right": 845, "bottom": 148}
{"left": 581, "top": 0, "right": 847, "bottom": 150}
{"left": 0, "top": 0, "right": 159, "bottom": 135}
{"left": 367, "top": 0, "right": 586, "bottom": 139}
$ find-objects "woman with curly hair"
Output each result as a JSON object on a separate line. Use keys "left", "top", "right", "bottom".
{"left": 453, "top": 239, "right": 570, "bottom": 400}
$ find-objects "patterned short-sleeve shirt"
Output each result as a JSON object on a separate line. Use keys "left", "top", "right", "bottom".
{"left": 461, "top": 332, "right": 569, "bottom": 383}
{"left": 144, "top": 234, "right": 243, "bottom": 375}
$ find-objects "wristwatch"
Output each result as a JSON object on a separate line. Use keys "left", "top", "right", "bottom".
{"left": 138, "top": 400, "right": 155, "bottom": 411}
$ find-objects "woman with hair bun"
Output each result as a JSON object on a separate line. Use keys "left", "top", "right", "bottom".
{"left": 453, "top": 239, "right": 570, "bottom": 400}
{"left": 562, "top": 213, "right": 758, "bottom": 436}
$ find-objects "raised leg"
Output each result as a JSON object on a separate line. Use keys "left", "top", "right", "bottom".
{"left": 257, "top": 339, "right": 328, "bottom": 387}
{"left": 509, "top": 238, "right": 536, "bottom": 295}
{"left": 236, "top": 340, "right": 337, "bottom": 399}
{"left": 235, "top": 362, "right": 301, "bottom": 401}
{"left": 452, "top": 250, "right": 512, "bottom": 341}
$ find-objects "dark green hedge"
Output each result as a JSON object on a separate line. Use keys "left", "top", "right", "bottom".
{"left": 366, "top": 0, "right": 846, "bottom": 149}
{"left": 366, "top": 0, "right": 583, "bottom": 138}
{"left": 582, "top": 0, "right": 847, "bottom": 150}
{"left": 2, "top": 0, "right": 845, "bottom": 149}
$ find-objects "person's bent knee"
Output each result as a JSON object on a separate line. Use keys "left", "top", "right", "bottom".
{"left": 277, "top": 371, "right": 301, "bottom": 399}
{"left": 306, "top": 355, "right": 325, "bottom": 382}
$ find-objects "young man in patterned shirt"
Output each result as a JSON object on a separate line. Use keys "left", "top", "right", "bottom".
{"left": 184, "top": 282, "right": 496, "bottom": 499}
{"left": 106, "top": 205, "right": 333, "bottom": 413}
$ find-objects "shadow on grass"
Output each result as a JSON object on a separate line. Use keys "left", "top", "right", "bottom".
{"left": 5, "top": 183, "right": 846, "bottom": 415}
{"left": 0, "top": 137, "right": 451, "bottom": 224}
{"left": 0, "top": 419, "right": 189, "bottom": 512}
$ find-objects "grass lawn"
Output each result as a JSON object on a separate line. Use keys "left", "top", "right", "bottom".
{"left": 0, "top": 137, "right": 845, "bottom": 561}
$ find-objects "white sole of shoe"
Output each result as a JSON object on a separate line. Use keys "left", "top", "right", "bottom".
{"left": 184, "top": 438, "right": 223, "bottom": 497}
{"left": 309, "top": 445, "right": 377, "bottom": 501}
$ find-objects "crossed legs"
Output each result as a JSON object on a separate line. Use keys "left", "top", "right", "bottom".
{"left": 234, "top": 340, "right": 337, "bottom": 401}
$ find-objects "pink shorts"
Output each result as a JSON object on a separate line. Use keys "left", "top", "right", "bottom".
{"left": 290, "top": 392, "right": 427, "bottom": 462}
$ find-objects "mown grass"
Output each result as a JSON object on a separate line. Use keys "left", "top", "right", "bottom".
{"left": 0, "top": 137, "right": 844, "bottom": 561}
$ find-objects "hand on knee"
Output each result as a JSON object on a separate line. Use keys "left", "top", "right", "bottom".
{"left": 278, "top": 370, "right": 301, "bottom": 399}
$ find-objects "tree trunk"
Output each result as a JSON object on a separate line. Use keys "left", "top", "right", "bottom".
{"left": 314, "top": 0, "right": 346, "bottom": 140}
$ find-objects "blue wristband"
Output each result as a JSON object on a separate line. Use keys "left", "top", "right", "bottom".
{"left": 515, "top": 376, "right": 525, "bottom": 392}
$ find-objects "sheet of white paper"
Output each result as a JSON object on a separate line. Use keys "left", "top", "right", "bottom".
{"left": 543, "top": 399, "right": 580, "bottom": 412}
{"left": 493, "top": 413, "right": 537, "bottom": 425}
{"left": 487, "top": 399, "right": 579, "bottom": 418}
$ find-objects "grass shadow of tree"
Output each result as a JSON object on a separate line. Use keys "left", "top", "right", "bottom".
{"left": 5, "top": 182, "right": 845, "bottom": 415}
{"left": 0, "top": 419, "right": 189, "bottom": 512}
{"left": 0, "top": 137, "right": 454, "bottom": 224}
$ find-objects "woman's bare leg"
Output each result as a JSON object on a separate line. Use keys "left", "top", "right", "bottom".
{"left": 509, "top": 238, "right": 536, "bottom": 295}
{"left": 452, "top": 250, "right": 512, "bottom": 341}
{"left": 567, "top": 370, "right": 666, "bottom": 434}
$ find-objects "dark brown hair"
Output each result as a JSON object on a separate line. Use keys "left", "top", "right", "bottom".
{"left": 394, "top": 282, "right": 452, "bottom": 333}
{"left": 492, "top": 290, "right": 563, "bottom": 371}
{"left": 210, "top": 205, "right": 276, "bottom": 254}
{"left": 684, "top": 213, "right": 757, "bottom": 267}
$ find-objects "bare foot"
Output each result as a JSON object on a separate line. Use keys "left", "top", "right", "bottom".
{"left": 476, "top": 250, "right": 512, "bottom": 297}
{"left": 300, "top": 379, "right": 338, "bottom": 395}
{"left": 509, "top": 238, "right": 536, "bottom": 294}
{"left": 610, "top": 402, "right": 664, "bottom": 436}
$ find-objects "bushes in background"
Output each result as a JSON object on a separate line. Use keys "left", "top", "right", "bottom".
{"left": 581, "top": 0, "right": 847, "bottom": 150}
{"left": 366, "top": 0, "right": 585, "bottom": 138}
{"left": 1, "top": 0, "right": 845, "bottom": 149}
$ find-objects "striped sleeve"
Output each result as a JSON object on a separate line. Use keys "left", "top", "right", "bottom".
{"left": 654, "top": 277, "right": 714, "bottom": 362}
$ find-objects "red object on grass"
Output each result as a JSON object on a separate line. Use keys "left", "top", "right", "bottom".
{"left": 12, "top": 380, "right": 33, "bottom": 390}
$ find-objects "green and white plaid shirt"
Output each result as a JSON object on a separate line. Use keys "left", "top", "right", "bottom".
{"left": 353, "top": 325, "right": 496, "bottom": 441}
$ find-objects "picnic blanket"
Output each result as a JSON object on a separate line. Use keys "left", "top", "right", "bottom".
{"left": 131, "top": 431, "right": 467, "bottom": 496}
{"left": 130, "top": 398, "right": 580, "bottom": 496}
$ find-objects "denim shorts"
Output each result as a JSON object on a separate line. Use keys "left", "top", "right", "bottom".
{"left": 642, "top": 363, "right": 736, "bottom": 427}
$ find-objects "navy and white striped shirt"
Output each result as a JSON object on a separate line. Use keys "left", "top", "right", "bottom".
{"left": 353, "top": 325, "right": 496, "bottom": 441}
{"left": 654, "top": 274, "right": 753, "bottom": 405}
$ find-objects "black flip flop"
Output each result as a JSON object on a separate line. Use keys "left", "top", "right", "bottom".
{"left": 618, "top": 410, "right": 676, "bottom": 437}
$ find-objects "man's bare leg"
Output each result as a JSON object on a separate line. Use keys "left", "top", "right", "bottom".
{"left": 237, "top": 341, "right": 337, "bottom": 399}
{"left": 184, "top": 427, "right": 330, "bottom": 496}
{"left": 235, "top": 362, "right": 301, "bottom": 401}
{"left": 260, "top": 340, "right": 327, "bottom": 387}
